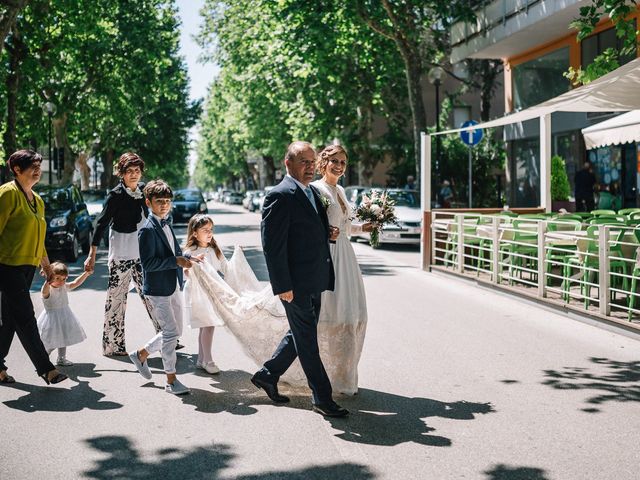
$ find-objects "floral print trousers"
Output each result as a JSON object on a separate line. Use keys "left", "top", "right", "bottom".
{"left": 102, "top": 259, "right": 159, "bottom": 355}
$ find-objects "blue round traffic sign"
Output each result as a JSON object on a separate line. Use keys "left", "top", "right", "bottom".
{"left": 460, "top": 120, "right": 483, "bottom": 146}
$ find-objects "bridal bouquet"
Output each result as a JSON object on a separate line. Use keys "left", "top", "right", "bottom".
{"left": 354, "top": 190, "right": 398, "bottom": 247}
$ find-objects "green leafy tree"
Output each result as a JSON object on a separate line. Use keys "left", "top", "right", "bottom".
{"left": 565, "top": 0, "right": 639, "bottom": 84}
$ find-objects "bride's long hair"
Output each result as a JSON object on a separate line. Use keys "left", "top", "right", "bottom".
{"left": 185, "top": 214, "right": 223, "bottom": 260}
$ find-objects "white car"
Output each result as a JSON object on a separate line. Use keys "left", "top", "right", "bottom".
{"left": 350, "top": 189, "right": 422, "bottom": 247}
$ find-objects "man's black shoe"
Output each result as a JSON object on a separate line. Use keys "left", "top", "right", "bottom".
{"left": 312, "top": 401, "right": 349, "bottom": 418}
{"left": 176, "top": 341, "right": 185, "bottom": 351}
{"left": 251, "top": 373, "right": 290, "bottom": 404}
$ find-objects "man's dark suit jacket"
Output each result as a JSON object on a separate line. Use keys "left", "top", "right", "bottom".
{"left": 138, "top": 215, "right": 184, "bottom": 297}
{"left": 261, "top": 176, "right": 335, "bottom": 296}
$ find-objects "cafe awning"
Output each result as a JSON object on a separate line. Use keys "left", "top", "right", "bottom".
{"left": 581, "top": 110, "right": 640, "bottom": 150}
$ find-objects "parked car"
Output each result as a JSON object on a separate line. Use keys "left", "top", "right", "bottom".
{"left": 225, "top": 191, "right": 244, "bottom": 205}
{"left": 242, "top": 190, "right": 259, "bottom": 209}
{"left": 250, "top": 190, "right": 265, "bottom": 212}
{"left": 36, "top": 184, "right": 93, "bottom": 261}
{"left": 343, "top": 185, "right": 368, "bottom": 209}
{"left": 81, "top": 188, "right": 109, "bottom": 247}
{"left": 350, "top": 189, "right": 422, "bottom": 247}
{"left": 171, "top": 189, "right": 208, "bottom": 224}
{"left": 257, "top": 186, "right": 275, "bottom": 212}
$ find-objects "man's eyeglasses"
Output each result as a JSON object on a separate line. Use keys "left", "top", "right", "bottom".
{"left": 328, "top": 158, "right": 347, "bottom": 166}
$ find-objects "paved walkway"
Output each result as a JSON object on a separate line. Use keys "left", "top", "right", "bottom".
{"left": 1, "top": 203, "right": 638, "bottom": 479}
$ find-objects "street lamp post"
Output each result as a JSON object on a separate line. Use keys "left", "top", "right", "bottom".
{"left": 42, "top": 101, "right": 57, "bottom": 185}
{"left": 428, "top": 66, "right": 445, "bottom": 204}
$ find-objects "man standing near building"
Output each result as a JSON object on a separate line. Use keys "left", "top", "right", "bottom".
{"left": 574, "top": 162, "right": 596, "bottom": 212}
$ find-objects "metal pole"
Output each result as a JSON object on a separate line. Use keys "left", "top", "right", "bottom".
{"left": 435, "top": 81, "right": 440, "bottom": 189}
{"left": 48, "top": 113, "right": 52, "bottom": 185}
{"left": 468, "top": 147, "right": 472, "bottom": 208}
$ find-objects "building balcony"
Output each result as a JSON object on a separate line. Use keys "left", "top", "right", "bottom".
{"left": 450, "top": 0, "right": 589, "bottom": 63}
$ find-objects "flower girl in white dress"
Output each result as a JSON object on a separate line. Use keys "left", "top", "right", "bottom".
{"left": 311, "top": 145, "right": 373, "bottom": 395}
{"left": 37, "top": 262, "right": 91, "bottom": 366}
{"left": 183, "top": 215, "right": 227, "bottom": 374}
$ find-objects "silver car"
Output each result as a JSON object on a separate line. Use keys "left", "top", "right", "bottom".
{"left": 350, "top": 189, "right": 422, "bottom": 247}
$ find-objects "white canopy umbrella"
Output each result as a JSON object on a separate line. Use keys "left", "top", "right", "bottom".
{"left": 581, "top": 110, "right": 640, "bottom": 150}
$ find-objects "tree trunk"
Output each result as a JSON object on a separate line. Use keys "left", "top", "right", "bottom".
{"left": 0, "top": 0, "right": 28, "bottom": 57}
{"left": 52, "top": 113, "right": 76, "bottom": 185}
{"left": 2, "top": 21, "right": 25, "bottom": 157}
{"left": 77, "top": 151, "right": 90, "bottom": 190}
{"left": 103, "top": 148, "right": 115, "bottom": 188}
{"left": 397, "top": 45, "right": 426, "bottom": 182}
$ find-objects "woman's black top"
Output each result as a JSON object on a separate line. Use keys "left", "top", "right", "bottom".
{"left": 92, "top": 182, "right": 148, "bottom": 247}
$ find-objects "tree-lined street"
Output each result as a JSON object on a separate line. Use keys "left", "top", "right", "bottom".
{"left": 1, "top": 201, "right": 638, "bottom": 479}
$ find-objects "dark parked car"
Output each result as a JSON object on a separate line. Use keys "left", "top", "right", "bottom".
{"left": 171, "top": 189, "right": 208, "bottom": 224}
{"left": 36, "top": 184, "right": 93, "bottom": 261}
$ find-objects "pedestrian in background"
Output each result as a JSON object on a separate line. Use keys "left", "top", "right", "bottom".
{"left": 0, "top": 149, "right": 67, "bottom": 385}
{"left": 574, "top": 161, "right": 596, "bottom": 212}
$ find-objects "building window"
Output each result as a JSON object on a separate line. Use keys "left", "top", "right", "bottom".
{"left": 512, "top": 47, "right": 570, "bottom": 111}
{"left": 581, "top": 23, "right": 637, "bottom": 69}
{"left": 510, "top": 138, "right": 540, "bottom": 207}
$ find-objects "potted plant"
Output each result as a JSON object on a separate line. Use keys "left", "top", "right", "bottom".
{"left": 551, "top": 155, "right": 575, "bottom": 212}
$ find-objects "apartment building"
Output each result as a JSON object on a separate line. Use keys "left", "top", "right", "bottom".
{"left": 450, "top": 0, "right": 639, "bottom": 208}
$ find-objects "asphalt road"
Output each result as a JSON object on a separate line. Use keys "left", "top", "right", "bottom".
{"left": 1, "top": 202, "right": 638, "bottom": 480}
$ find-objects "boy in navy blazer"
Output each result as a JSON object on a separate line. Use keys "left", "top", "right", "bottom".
{"left": 128, "top": 179, "right": 202, "bottom": 395}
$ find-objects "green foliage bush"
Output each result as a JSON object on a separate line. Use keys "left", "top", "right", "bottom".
{"left": 551, "top": 155, "right": 571, "bottom": 201}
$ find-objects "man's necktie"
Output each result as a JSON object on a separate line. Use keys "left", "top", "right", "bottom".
{"left": 304, "top": 187, "right": 318, "bottom": 212}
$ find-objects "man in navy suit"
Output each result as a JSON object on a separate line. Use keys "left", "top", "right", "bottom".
{"left": 128, "top": 179, "right": 202, "bottom": 395}
{"left": 252, "top": 141, "right": 348, "bottom": 417}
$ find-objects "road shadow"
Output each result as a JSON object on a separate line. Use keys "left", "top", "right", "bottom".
{"left": 483, "top": 464, "right": 550, "bottom": 480}
{"left": 177, "top": 369, "right": 312, "bottom": 416}
{"left": 324, "top": 388, "right": 494, "bottom": 447}
{"left": 542, "top": 357, "right": 640, "bottom": 412}
{"left": 83, "top": 435, "right": 375, "bottom": 479}
{"left": 355, "top": 253, "right": 416, "bottom": 277}
{"left": 1, "top": 362, "right": 122, "bottom": 412}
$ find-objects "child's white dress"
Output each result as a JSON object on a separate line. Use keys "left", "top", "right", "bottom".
{"left": 37, "top": 285, "right": 87, "bottom": 351}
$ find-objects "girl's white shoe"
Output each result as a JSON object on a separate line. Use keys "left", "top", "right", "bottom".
{"left": 197, "top": 361, "right": 220, "bottom": 374}
{"left": 56, "top": 357, "right": 73, "bottom": 366}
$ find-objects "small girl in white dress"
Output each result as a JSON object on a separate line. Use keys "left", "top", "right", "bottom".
{"left": 37, "top": 262, "right": 91, "bottom": 366}
{"left": 183, "top": 214, "right": 227, "bottom": 374}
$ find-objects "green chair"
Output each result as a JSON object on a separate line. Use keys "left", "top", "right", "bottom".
{"left": 587, "top": 216, "right": 625, "bottom": 226}
{"left": 518, "top": 214, "right": 547, "bottom": 220}
{"left": 500, "top": 219, "right": 539, "bottom": 285}
{"left": 565, "top": 225, "right": 628, "bottom": 307}
{"left": 545, "top": 219, "right": 581, "bottom": 287}
{"left": 618, "top": 208, "right": 640, "bottom": 216}
{"left": 444, "top": 216, "right": 480, "bottom": 267}
{"left": 626, "top": 233, "right": 640, "bottom": 320}
{"left": 591, "top": 209, "right": 616, "bottom": 216}
{"left": 552, "top": 214, "right": 583, "bottom": 222}
{"left": 572, "top": 212, "right": 593, "bottom": 220}
{"left": 498, "top": 210, "right": 518, "bottom": 217}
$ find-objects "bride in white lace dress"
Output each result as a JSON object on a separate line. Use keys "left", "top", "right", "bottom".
{"left": 311, "top": 145, "right": 372, "bottom": 395}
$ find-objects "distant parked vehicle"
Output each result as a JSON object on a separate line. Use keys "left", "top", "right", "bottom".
{"left": 242, "top": 190, "right": 260, "bottom": 209}
{"left": 225, "top": 191, "right": 244, "bottom": 205}
{"left": 350, "top": 188, "right": 421, "bottom": 247}
{"left": 36, "top": 184, "right": 93, "bottom": 261}
{"left": 250, "top": 191, "right": 265, "bottom": 212}
{"left": 171, "top": 189, "right": 208, "bottom": 224}
{"left": 257, "top": 186, "right": 275, "bottom": 212}
{"left": 343, "top": 185, "right": 368, "bottom": 209}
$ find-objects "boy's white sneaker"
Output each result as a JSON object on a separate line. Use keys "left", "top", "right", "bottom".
{"left": 165, "top": 379, "right": 190, "bottom": 395}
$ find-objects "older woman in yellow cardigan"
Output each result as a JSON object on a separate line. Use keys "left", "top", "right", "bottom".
{"left": 0, "top": 150, "right": 68, "bottom": 385}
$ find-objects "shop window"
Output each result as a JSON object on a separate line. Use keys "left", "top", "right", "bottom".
{"left": 512, "top": 47, "right": 570, "bottom": 111}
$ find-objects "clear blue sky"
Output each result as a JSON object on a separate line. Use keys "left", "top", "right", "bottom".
{"left": 175, "top": 0, "right": 218, "bottom": 102}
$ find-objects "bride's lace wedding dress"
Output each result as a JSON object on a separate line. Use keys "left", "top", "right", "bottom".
{"left": 311, "top": 179, "right": 368, "bottom": 395}
{"left": 187, "top": 182, "right": 368, "bottom": 394}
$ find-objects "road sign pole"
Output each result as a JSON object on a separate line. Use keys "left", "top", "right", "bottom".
{"left": 468, "top": 147, "right": 472, "bottom": 208}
